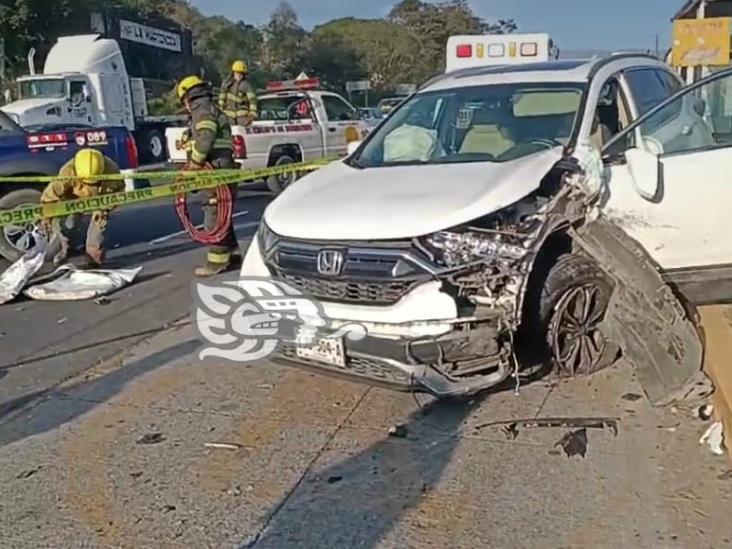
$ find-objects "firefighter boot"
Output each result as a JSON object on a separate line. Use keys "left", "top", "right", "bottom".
{"left": 194, "top": 249, "right": 233, "bottom": 277}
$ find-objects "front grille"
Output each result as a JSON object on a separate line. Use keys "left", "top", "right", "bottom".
{"left": 278, "top": 272, "right": 415, "bottom": 304}
{"left": 266, "top": 239, "right": 435, "bottom": 305}
{"left": 277, "top": 343, "right": 411, "bottom": 385}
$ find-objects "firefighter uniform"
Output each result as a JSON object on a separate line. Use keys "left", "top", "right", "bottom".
{"left": 218, "top": 60, "right": 257, "bottom": 126}
{"left": 40, "top": 148, "right": 123, "bottom": 266}
{"left": 177, "top": 75, "right": 238, "bottom": 277}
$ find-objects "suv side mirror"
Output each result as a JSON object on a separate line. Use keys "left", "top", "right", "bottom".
{"left": 625, "top": 147, "right": 660, "bottom": 200}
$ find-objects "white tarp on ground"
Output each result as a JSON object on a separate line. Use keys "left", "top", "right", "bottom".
{"left": 0, "top": 233, "right": 47, "bottom": 305}
{"left": 24, "top": 265, "right": 143, "bottom": 301}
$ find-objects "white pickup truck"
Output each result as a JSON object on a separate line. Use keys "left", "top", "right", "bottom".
{"left": 166, "top": 78, "right": 373, "bottom": 193}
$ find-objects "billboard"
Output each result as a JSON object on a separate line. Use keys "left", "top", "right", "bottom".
{"left": 672, "top": 17, "right": 731, "bottom": 67}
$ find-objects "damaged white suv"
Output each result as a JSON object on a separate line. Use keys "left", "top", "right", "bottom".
{"left": 243, "top": 47, "right": 731, "bottom": 404}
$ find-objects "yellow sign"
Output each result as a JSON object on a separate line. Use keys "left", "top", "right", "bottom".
{"left": 672, "top": 17, "right": 732, "bottom": 67}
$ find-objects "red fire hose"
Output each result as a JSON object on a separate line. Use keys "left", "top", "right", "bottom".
{"left": 174, "top": 163, "right": 234, "bottom": 245}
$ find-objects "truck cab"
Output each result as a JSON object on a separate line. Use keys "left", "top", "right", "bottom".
{"left": 1, "top": 35, "right": 180, "bottom": 164}
{"left": 240, "top": 33, "right": 719, "bottom": 404}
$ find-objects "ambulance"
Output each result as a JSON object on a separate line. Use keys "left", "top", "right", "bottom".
{"left": 240, "top": 32, "right": 728, "bottom": 405}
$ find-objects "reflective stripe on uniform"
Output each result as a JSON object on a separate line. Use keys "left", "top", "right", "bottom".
{"left": 207, "top": 251, "right": 231, "bottom": 265}
{"left": 191, "top": 147, "right": 207, "bottom": 164}
{"left": 214, "top": 138, "right": 233, "bottom": 150}
{"left": 195, "top": 120, "right": 219, "bottom": 132}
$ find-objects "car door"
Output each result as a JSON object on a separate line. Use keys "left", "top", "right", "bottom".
{"left": 601, "top": 67, "right": 732, "bottom": 304}
{"left": 320, "top": 94, "right": 360, "bottom": 157}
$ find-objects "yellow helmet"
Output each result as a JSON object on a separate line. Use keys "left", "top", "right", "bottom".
{"left": 74, "top": 148, "right": 105, "bottom": 184}
{"left": 232, "top": 60, "right": 248, "bottom": 74}
{"left": 177, "top": 75, "right": 205, "bottom": 100}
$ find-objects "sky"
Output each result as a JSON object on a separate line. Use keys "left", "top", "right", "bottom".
{"left": 190, "top": 0, "right": 685, "bottom": 52}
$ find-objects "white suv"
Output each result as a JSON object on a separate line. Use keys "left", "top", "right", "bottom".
{"left": 242, "top": 53, "right": 729, "bottom": 404}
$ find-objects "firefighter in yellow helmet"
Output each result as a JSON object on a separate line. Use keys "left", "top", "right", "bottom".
{"left": 39, "top": 148, "right": 123, "bottom": 266}
{"left": 218, "top": 60, "right": 258, "bottom": 126}
{"left": 176, "top": 75, "right": 239, "bottom": 277}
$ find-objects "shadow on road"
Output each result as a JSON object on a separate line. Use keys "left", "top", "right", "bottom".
{"left": 243, "top": 396, "right": 480, "bottom": 549}
{"left": 0, "top": 338, "right": 199, "bottom": 448}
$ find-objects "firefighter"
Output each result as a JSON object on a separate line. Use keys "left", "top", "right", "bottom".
{"left": 218, "top": 60, "right": 257, "bottom": 126}
{"left": 176, "top": 75, "right": 239, "bottom": 277}
{"left": 40, "top": 148, "right": 123, "bottom": 267}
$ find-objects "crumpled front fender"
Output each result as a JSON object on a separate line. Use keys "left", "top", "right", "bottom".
{"left": 571, "top": 216, "right": 710, "bottom": 406}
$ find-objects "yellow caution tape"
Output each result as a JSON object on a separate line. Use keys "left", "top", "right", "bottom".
{"left": 0, "top": 157, "right": 334, "bottom": 184}
{"left": 0, "top": 160, "right": 329, "bottom": 227}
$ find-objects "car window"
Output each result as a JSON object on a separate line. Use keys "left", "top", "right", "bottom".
{"left": 354, "top": 82, "right": 585, "bottom": 167}
{"left": 258, "top": 96, "right": 312, "bottom": 121}
{"left": 605, "top": 70, "right": 732, "bottom": 158}
{"left": 624, "top": 69, "right": 674, "bottom": 116}
{"left": 0, "top": 111, "right": 21, "bottom": 133}
{"left": 322, "top": 95, "right": 357, "bottom": 121}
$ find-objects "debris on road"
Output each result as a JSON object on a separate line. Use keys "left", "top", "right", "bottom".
{"left": 555, "top": 428, "right": 589, "bottom": 458}
{"left": 699, "top": 422, "right": 726, "bottom": 456}
{"left": 94, "top": 296, "right": 111, "bottom": 305}
{"left": 0, "top": 232, "right": 47, "bottom": 305}
{"left": 57, "top": 317, "right": 67, "bottom": 325}
{"left": 327, "top": 475, "right": 343, "bottom": 484}
{"left": 474, "top": 416, "right": 620, "bottom": 438}
{"left": 621, "top": 392, "right": 643, "bottom": 402}
{"left": 137, "top": 432, "right": 166, "bottom": 445}
{"left": 203, "top": 442, "right": 242, "bottom": 451}
{"left": 24, "top": 265, "right": 143, "bottom": 301}
{"left": 388, "top": 424, "right": 408, "bottom": 438}
{"left": 162, "top": 505, "right": 177, "bottom": 513}
{"left": 697, "top": 404, "right": 714, "bottom": 421}
{"left": 16, "top": 466, "right": 42, "bottom": 479}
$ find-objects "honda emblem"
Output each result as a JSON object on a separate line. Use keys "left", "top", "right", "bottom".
{"left": 317, "top": 249, "right": 345, "bottom": 276}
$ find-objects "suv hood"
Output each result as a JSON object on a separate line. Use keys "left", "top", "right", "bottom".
{"left": 264, "top": 148, "right": 564, "bottom": 240}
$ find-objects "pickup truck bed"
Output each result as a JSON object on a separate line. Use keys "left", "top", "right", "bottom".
{"left": 0, "top": 111, "right": 138, "bottom": 261}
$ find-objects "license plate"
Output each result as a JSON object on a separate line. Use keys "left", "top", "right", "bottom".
{"left": 296, "top": 337, "right": 346, "bottom": 367}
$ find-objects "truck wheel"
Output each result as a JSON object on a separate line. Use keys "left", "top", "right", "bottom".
{"left": 140, "top": 130, "right": 166, "bottom": 164}
{"left": 540, "top": 254, "right": 619, "bottom": 377}
{"left": 0, "top": 189, "right": 62, "bottom": 262}
{"left": 266, "top": 155, "right": 296, "bottom": 194}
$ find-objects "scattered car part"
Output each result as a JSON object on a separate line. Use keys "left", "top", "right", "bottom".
{"left": 24, "top": 265, "right": 142, "bottom": 301}
{"left": 555, "top": 428, "right": 589, "bottom": 458}
{"left": 474, "top": 416, "right": 620, "bottom": 437}
{"left": 699, "top": 421, "right": 726, "bottom": 456}
{"left": 0, "top": 230, "right": 47, "bottom": 305}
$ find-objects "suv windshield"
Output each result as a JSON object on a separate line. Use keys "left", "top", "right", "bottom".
{"left": 355, "top": 83, "right": 585, "bottom": 167}
{"left": 18, "top": 79, "right": 66, "bottom": 100}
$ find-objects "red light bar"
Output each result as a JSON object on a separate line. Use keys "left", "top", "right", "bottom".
{"left": 266, "top": 77, "right": 321, "bottom": 91}
{"left": 456, "top": 44, "right": 473, "bottom": 58}
{"left": 27, "top": 132, "right": 68, "bottom": 148}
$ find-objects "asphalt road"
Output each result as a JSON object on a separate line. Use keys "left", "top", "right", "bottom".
{"left": 0, "top": 188, "right": 270, "bottom": 419}
{"left": 0, "top": 187, "right": 731, "bottom": 548}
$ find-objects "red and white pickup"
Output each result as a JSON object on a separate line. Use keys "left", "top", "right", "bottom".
{"left": 166, "top": 78, "right": 373, "bottom": 193}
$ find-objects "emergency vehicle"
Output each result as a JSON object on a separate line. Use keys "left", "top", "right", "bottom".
{"left": 242, "top": 33, "right": 728, "bottom": 404}
{"left": 165, "top": 78, "right": 372, "bottom": 194}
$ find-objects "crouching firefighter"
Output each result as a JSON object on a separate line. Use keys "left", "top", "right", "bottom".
{"left": 176, "top": 75, "right": 239, "bottom": 277}
{"left": 39, "top": 148, "right": 123, "bottom": 267}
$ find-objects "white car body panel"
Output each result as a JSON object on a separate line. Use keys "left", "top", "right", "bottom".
{"left": 264, "top": 148, "right": 564, "bottom": 240}
{"left": 604, "top": 146, "right": 732, "bottom": 270}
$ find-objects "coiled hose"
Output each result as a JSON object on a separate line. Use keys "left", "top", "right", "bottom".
{"left": 174, "top": 163, "right": 234, "bottom": 245}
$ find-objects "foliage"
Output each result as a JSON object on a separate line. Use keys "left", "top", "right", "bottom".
{"left": 0, "top": 0, "right": 516, "bottom": 97}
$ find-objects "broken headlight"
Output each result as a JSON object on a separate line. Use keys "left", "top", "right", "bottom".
{"left": 257, "top": 221, "right": 280, "bottom": 255}
{"left": 420, "top": 230, "right": 527, "bottom": 268}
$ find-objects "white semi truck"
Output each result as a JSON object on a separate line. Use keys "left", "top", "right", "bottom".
{"left": 1, "top": 34, "right": 185, "bottom": 164}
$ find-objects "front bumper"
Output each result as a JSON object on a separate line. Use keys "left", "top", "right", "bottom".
{"left": 242, "top": 238, "right": 513, "bottom": 398}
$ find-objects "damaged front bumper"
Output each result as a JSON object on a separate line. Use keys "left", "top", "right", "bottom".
{"left": 272, "top": 310, "right": 514, "bottom": 398}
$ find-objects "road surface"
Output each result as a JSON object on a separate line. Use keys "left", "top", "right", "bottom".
{"left": 0, "top": 190, "right": 730, "bottom": 548}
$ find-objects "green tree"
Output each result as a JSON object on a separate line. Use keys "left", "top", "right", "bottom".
{"left": 263, "top": 2, "right": 306, "bottom": 76}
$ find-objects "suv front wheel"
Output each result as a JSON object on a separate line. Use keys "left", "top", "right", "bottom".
{"left": 539, "top": 253, "right": 620, "bottom": 376}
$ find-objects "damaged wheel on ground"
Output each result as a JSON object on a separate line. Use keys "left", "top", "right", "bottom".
{"left": 540, "top": 254, "right": 620, "bottom": 377}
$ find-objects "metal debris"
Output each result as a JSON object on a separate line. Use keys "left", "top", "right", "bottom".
{"left": 16, "top": 466, "right": 42, "bottom": 479}
{"left": 204, "top": 442, "right": 242, "bottom": 450}
{"left": 699, "top": 422, "right": 725, "bottom": 456}
{"left": 388, "top": 424, "right": 408, "bottom": 438}
{"left": 162, "top": 505, "right": 176, "bottom": 513}
{"left": 697, "top": 404, "right": 714, "bottom": 421}
{"left": 621, "top": 392, "right": 643, "bottom": 402}
{"left": 555, "top": 429, "right": 589, "bottom": 458}
{"left": 94, "top": 296, "right": 111, "bottom": 305}
{"left": 137, "top": 432, "right": 166, "bottom": 445}
{"left": 57, "top": 317, "right": 68, "bottom": 325}
{"left": 475, "top": 416, "right": 619, "bottom": 438}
